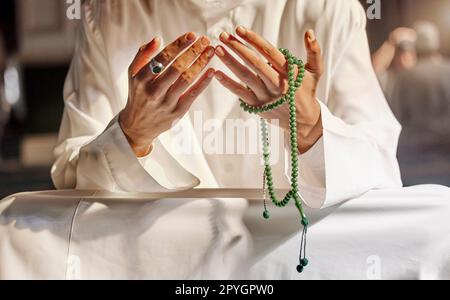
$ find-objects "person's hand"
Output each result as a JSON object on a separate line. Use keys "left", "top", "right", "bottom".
{"left": 214, "top": 27, "right": 323, "bottom": 153}
{"left": 120, "top": 33, "right": 215, "bottom": 157}
{"left": 389, "top": 27, "right": 417, "bottom": 46}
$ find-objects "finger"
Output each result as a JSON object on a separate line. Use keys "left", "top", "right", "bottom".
{"left": 150, "top": 36, "right": 211, "bottom": 99}
{"left": 174, "top": 68, "right": 215, "bottom": 116}
{"left": 129, "top": 37, "right": 161, "bottom": 78}
{"left": 165, "top": 46, "right": 215, "bottom": 109}
{"left": 136, "top": 32, "right": 197, "bottom": 81}
{"left": 219, "top": 32, "right": 281, "bottom": 96}
{"left": 235, "top": 26, "right": 287, "bottom": 74}
{"left": 215, "top": 45, "right": 270, "bottom": 100}
{"left": 304, "top": 29, "right": 323, "bottom": 80}
{"left": 214, "top": 70, "right": 258, "bottom": 106}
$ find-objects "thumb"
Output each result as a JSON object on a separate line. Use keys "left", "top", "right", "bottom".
{"left": 304, "top": 30, "right": 323, "bottom": 81}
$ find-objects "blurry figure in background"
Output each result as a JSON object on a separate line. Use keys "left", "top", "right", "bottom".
{"left": 372, "top": 27, "right": 417, "bottom": 103}
{"left": 392, "top": 21, "right": 450, "bottom": 185}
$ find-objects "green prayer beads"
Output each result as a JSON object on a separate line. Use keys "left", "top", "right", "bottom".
{"left": 239, "top": 48, "right": 310, "bottom": 273}
{"left": 239, "top": 48, "right": 309, "bottom": 226}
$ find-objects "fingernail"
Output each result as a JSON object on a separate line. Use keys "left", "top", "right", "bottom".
{"left": 201, "top": 36, "right": 210, "bottom": 46}
{"left": 186, "top": 32, "right": 196, "bottom": 42}
{"left": 207, "top": 47, "right": 214, "bottom": 57}
{"left": 236, "top": 26, "right": 247, "bottom": 36}
{"left": 215, "top": 72, "right": 223, "bottom": 81}
{"left": 215, "top": 46, "right": 225, "bottom": 57}
{"left": 307, "top": 29, "right": 316, "bottom": 42}
{"left": 207, "top": 69, "right": 215, "bottom": 78}
{"left": 220, "top": 32, "right": 230, "bottom": 41}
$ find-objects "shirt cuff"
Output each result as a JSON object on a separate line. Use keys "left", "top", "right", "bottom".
{"left": 94, "top": 115, "right": 200, "bottom": 192}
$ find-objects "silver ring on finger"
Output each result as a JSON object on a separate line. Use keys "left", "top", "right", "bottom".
{"left": 149, "top": 58, "right": 165, "bottom": 75}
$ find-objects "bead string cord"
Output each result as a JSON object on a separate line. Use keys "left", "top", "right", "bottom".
{"left": 239, "top": 48, "right": 310, "bottom": 273}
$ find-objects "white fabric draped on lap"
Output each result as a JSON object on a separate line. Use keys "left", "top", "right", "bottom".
{"left": 1, "top": 185, "right": 449, "bottom": 280}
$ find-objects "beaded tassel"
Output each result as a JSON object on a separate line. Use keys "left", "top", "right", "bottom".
{"left": 240, "top": 48, "right": 310, "bottom": 273}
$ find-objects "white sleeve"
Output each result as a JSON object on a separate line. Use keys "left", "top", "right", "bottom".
{"left": 289, "top": 1, "right": 403, "bottom": 209}
{"left": 51, "top": 2, "right": 199, "bottom": 192}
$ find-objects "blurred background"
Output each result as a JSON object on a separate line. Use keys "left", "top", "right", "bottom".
{"left": 0, "top": 0, "right": 449, "bottom": 198}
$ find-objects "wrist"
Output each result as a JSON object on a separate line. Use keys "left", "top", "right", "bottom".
{"left": 122, "top": 129, "right": 154, "bottom": 158}
{"left": 296, "top": 99, "right": 323, "bottom": 153}
{"left": 128, "top": 140, "right": 154, "bottom": 158}
{"left": 119, "top": 111, "right": 154, "bottom": 157}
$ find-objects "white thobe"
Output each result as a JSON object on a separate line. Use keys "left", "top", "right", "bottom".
{"left": 52, "top": 0, "right": 402, "bottom": 209}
